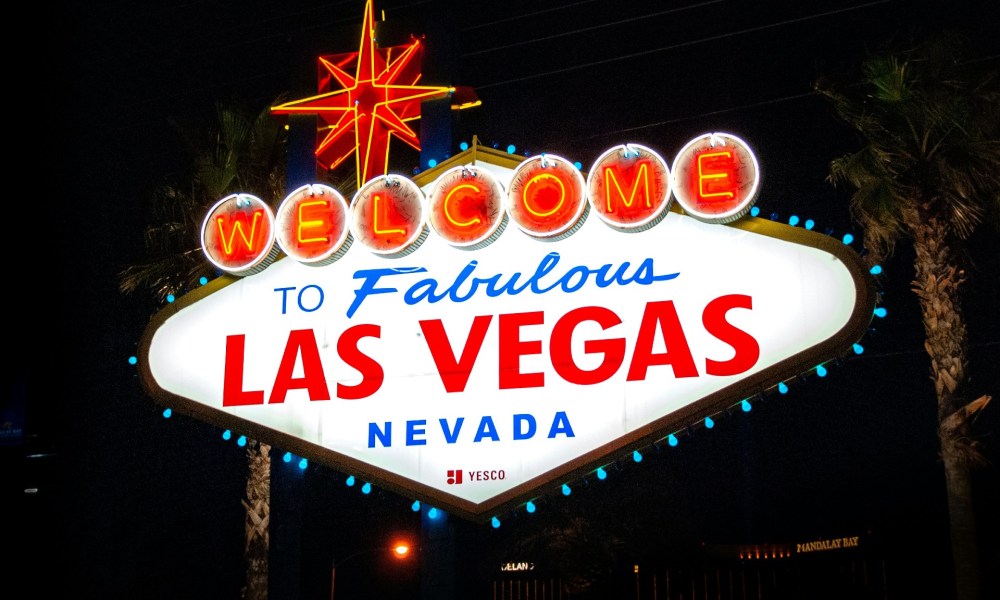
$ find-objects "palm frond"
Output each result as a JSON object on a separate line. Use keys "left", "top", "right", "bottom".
{"left": 121, "top": 97, "right": 289, "bottom": 308}
{"left": 818, "top": 29, "right": 1000, "bottom": 261}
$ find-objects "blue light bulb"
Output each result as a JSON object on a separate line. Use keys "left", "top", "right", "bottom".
{"left": 562, "top": 483, "right": 571, "bottom": 496}
{"left": 843, "top": 233, "right": 854, "bottom": 244}
{"left": 346, "top": 475, "right": 355, "bottom": 487}
{"left": 853, "top": 343, "right": 864, "bottom": 355}
{"left": 428, "top": 507, "right": 439, "bottom": 519}
{"left": 750, "top": 206, "right": 760, "bottom": 217}
{"left": 526, "top": 501, "right": 536, "bottom": 513}
{"left": 128, "top": 356, "right": 137, "bottom": 365}
{"left": 491, "top": 516, "right": 501, "bottom": 528}
{"left": 222, "top": 429, "right": 232, "bottom": 440}
{"left": 805, "top": 219, "right": 815, "bottom": 230}
{"left": 816, "top": 365, "right": 828, "bottom": 377}
{"left": 874, "top": 307, "right": 887, "bottom": 318}
{"left": 778, "top": 382, "right": 789, "bottom": 394}
{"left": 668, "top": 433, "right": 678, "bottom": 447}
{"left": 704, "top": 416, "right": 715, "bottom": 429}
{"left": 789, "top": 215, "right": 800, "bottom": 226}
{"left": 460, "top": 142, "right": 469, "bottom": 151}
{"left": 633, "top": 450, "right": 643, "bottom": 462}
{"left": 283, "top": 451, "right": 292, "bottom": 462}
{"left": 298, "top": 458, "right": 308, "bottom": 470}
{"left": 506, "top": 144, "right": 516, "bottom": 154}
{"left": 428, "top": 159, "right": 437, "bottom": 168}
{"left": 870, "top": 265, "right": 883, "bottom": 275}
{"left": 596, "top": 467, "right": 607, "bottom": 480}
{"left": 411, "top": 500, "right": 421, "bottom": 512}
{"left": 237, "top": 435, "right": 247, "bottom": 447}
{"left": 741, "top": 399, "right": 752, "bottom": 412}
{"left": 162, "top": 408, "right": 172, "bottom": 418}
{"left": 362, "top": 482, "right": 371, "bottom": 494}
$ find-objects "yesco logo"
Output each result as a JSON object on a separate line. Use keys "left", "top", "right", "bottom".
{"left": 200, "top": 135, "right": 760, "bottom": 275}
{"left": 447, "top": 469, "right": 507, "bottom": 484}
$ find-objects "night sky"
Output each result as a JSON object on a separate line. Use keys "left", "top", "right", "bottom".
{"left": 13, "top": 0, "right": 1000, "bottom": 598}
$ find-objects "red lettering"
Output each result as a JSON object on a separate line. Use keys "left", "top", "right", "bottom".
{"left": 269, "top": 329, "right": 331, "bottom": 404}
{"left": 223, "top": 334, "right": 265, "bottom": 406}
{"left": 420, "top": 316, "right": 493, "bottom": 393}
{"left": 703, "top": 294, "right": 759, "bottom": 376}
{"left": 627, "top": 300, "right": 698, "bottom": 381}
{"left": 499, "top": 311, "right": 545, "bottom": 389}
{"left": 336, "top": 324, "right": 384, "bottom": 400}
{"left": 550, "top": 306, "right": 625, "bottom": 385}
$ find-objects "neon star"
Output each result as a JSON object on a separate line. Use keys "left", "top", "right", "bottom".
{"left": 272, "top": 0, "right": 456, "bottom": 188}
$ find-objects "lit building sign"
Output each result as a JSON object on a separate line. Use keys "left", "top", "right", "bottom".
{"left": 141, "top": 138, "right": 875, "bottom": 522}
{"left": 796, "top": 535, "right": 861, "bottom": 554}
{"left": 500, "top": 562, "right": 535, "bottom": 572}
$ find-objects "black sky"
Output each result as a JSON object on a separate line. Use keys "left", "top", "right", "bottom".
{"left": 16, "top": 0, "right": 1000, "bottom": 598}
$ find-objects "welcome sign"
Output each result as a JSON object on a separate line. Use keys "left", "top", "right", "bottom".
{"left": 139, "top": 136, "right": 875, "bottom": 521}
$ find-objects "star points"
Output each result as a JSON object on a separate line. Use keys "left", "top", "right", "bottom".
{"left": 272, "top": 0, "right": 453, "bottom": 188}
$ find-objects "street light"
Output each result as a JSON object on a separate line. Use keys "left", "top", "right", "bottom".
{"left": 331, "top": 541, "right": 414, "bottom": 600}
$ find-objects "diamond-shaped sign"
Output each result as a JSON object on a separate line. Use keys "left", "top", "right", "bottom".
{"left": 139, "top": 144, "right": 874, "bottom": 522}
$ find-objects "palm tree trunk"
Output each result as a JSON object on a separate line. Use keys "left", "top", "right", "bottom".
{"left": 906, "top": 206, "right": 982, "bottom": 600}
{"left": 242, "top": 441, "right": 271, "bottom": 600}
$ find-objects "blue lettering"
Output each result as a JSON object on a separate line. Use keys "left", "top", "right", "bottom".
{"left": 369, "top": 422, "right": 391, "bottom": 447}
{"left": 474, "top": 416, "right": 500, "bottom": 442}
{"left": 297, "top": 284, "right": 324, "bottom": 312}
{"left": 349, "top": 267, "right": 426, "bottom": 318}
{"left": 529, "top": 252, "right": 562, "bottom": 294}
{"left": 366, "top": 412, "right": 574, "bottom": 445}
{"left": 351, "top": 253, "right": 678, "bottom": 316}
{"left": 513, "top": 414, "right": 536, "bottom": 440}
{"left": 448, "top": 261, "right": 479, "bottom": 302}
{"left": 403, "top": 278, "right": 447, "bottom": 306}
{"left": 484, "top": 270, "right": 530, "bottom": 297}
{"left": 440, "top": 417, "right": 464, "bottom": 443}
{"left": 274, "top": 286, "right": 295, "bottom": 314}
{"left": 547, "top": 411, "right": 575, "bottom": 438}
{"left": 560, "top": 265, "right": 589, "bottom": 292}
{"left": 406, "top": 419, "right": 427, "bottom": 446}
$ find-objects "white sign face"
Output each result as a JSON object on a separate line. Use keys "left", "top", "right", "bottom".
{"left": 141, "top": 158, "right": 873, "bottom": 521}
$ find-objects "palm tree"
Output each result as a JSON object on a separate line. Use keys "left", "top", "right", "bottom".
{"left": 815, "top": 31, "right": 998, "bottom": 600}
{"left": 120, "top": 97, "right": 289, "bottom": 600}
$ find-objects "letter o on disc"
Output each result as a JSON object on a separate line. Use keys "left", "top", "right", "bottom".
{"left": 350, "top": 175, "right": 428, "bottom": 256}
{"left": 427, "top": 165, "right": 507, "bottom": 249}
{"left": 507, "top": 154, "right": 588, "bottom": 240}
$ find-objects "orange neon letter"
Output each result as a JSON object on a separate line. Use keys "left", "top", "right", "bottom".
{"left": 215, "top": 210, "right": 264, "bottom": 256}
{"left": 522, "top": 173, "right": 565, "bottom": 218}
{"left": 445, "top": 183, "right": 483, "bottom": 228}
{"left": 372, "top": 194, "right": 406, "bottom": 236}
{"left": 603, "top": 162, "right": 651, "bottom": 212}
{"left": 697, "top": 151, "right": 736, "bottom": 201}
{"left": 297, "top": 199, "right": 330, "bottom": 245}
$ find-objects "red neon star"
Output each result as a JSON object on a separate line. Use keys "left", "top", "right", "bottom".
{"left": 272, "top": 0, "right": 454, "bottom": 188}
